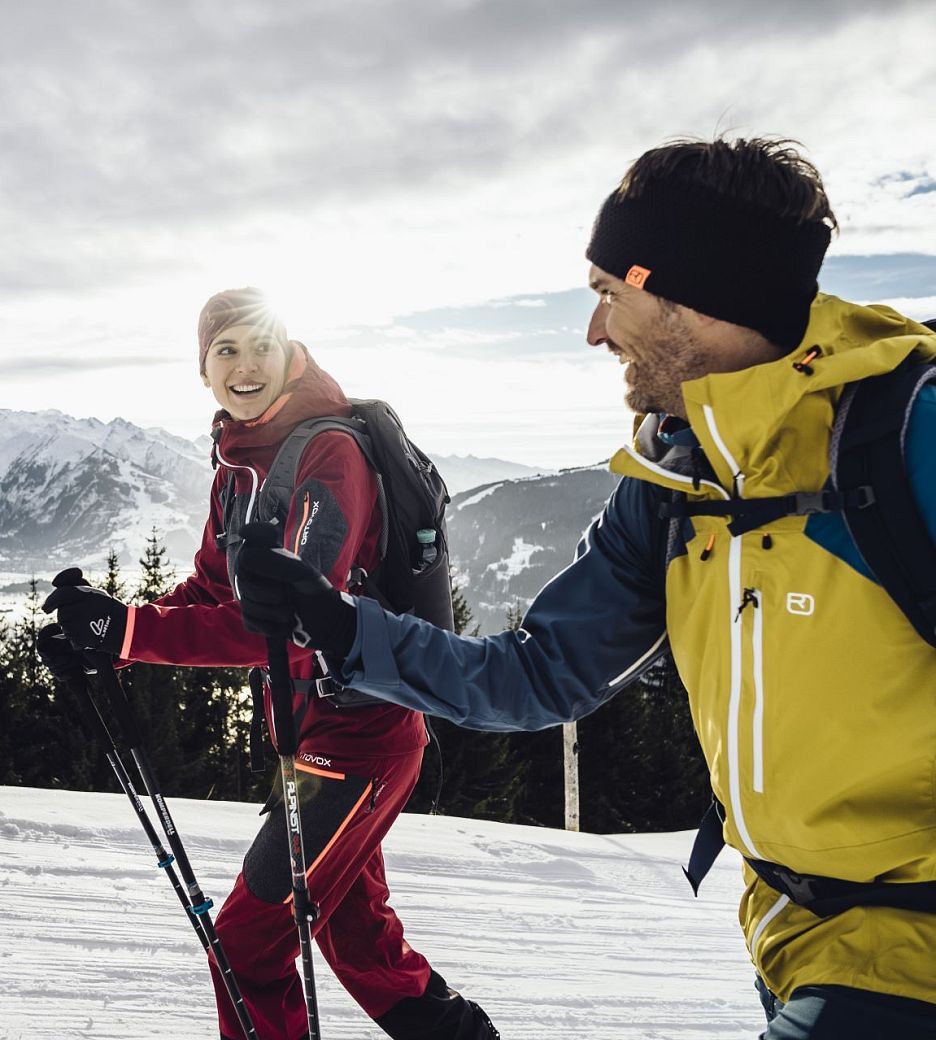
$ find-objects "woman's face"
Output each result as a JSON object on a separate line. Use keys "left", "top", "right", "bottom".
{"left": 201, "top": 324, "right": 291, "bottom": 420}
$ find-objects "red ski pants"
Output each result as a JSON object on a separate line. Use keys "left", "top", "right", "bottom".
{"left": 211, "top": 746, "right": 431, "bottom": 1040}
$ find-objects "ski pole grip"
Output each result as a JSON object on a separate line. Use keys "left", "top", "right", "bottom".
{"left": 87, "top": 653, "right": 142, "bottom": 747}
{"left": 67, "top": 673, "right": 112, "bottom": 744}
{"left": 266, "top": 638, "right": 298, "bottom": 757}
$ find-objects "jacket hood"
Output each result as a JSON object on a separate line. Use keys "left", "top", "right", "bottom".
{"left": 611, "top": 293, "right": 936, "bottom": 498}
{"left": 211, "top": 340, "right": 351, "bottom": 459}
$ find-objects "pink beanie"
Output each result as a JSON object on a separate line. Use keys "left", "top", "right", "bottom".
{"left": 197, "top": 288, "right": 288, "bottom": 373}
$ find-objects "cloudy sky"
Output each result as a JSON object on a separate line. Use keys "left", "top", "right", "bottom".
{"left": 2, "top": 0, "right": 935, "bottom": 468}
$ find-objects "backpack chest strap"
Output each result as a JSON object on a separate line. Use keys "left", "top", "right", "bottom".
{"left": 659, "top": 486, "right": 874, "bottom": 536}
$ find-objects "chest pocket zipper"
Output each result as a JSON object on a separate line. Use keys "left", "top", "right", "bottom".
{"left": 292, "top": 491, "right": 312, "bottom": 555}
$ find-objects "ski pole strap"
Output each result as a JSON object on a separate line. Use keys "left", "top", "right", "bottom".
{"left": 266, "top": 638, "right": 298, "bottom": 757}
{"left": 683, "top": 795, "right": 726, "bottom": 895}
{"left": 660, "top": 487, "right": 875, "bottom": 536}
{"left": 247, "top": 668, "right": 266, "bottom": 773}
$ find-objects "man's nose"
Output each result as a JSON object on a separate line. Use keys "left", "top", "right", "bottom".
{"left": 586, "top": 302, "right": 608, "bottom": 346}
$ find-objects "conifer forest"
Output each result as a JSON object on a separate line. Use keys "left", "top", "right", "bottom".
{"left": 1, "top": 530, "right": 710, "bottom": 834}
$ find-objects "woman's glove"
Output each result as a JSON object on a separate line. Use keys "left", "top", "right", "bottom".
{"left": 36, "top": 622, "right": 93, "bottom": 681}
{"left": 42, "top": 568, "right": 129, "bottom": 657}
{"left": 235, "top": 522, "right": 358, "bottom": 658}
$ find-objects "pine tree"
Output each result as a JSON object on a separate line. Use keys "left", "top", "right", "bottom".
{"left": 575, "top": 653, "right": 710, "bottom": 833}
{"left": 103, "top": 548, "right": 128, "bottom": 599}
{"left": 125, "top": 531, "right": 258, "bottom": 800}
{"left": 136, "top": 527, "right": 176, "bottom": 602}
{"left": 451, "top": 573, "right": 480, "bottom": 637}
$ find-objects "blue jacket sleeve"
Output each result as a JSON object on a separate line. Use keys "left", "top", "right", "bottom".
{"left": 336, "top": 476, "right": 669, "bottom": 731}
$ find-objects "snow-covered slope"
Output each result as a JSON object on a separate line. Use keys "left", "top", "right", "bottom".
{"left": 445, "top": 464, "right": 620, "bottom": 632}
{"left": 429, "top": 454, "right": 547, "bottom": 496}
{"left": 0, "top": 786, "right": 760, "bottom": 1039}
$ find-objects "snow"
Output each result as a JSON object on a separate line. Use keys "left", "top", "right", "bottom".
{"left": 0, "top": 786, "right": 762, "bottom": 1039}
{"left": 487, "top": 537, "right": 544, "bottom": 580}
{"left": 456, "top": 483, "right": 504, "bottom": 510}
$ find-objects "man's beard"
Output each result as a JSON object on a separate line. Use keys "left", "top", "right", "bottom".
{"left": 623, "top": 311, "right": 709, "bottom": 419}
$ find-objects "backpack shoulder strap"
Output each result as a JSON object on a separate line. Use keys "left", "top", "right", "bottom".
{"left": 257, "top": 415, "right": 372, "bottom": 526}
{"left": 833, "top": 356, "right": 936, "bottom": 649}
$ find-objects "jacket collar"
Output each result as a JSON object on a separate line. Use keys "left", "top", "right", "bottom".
{"left": 612, "top": 294, "right": 936, "bottom": 498}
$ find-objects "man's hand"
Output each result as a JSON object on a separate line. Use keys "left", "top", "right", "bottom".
{"left": 236, "top": 522, "right": 358, "bottom": 658}
{"left": 36, "top": 623, "right": 93, "bottom": 681}
{"left": 42, "top": 568, "right": 129, "bottom": 657}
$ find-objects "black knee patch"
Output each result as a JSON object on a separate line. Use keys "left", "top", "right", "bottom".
{"left": 243, "top": 768, "right": 372, "bottom": 904}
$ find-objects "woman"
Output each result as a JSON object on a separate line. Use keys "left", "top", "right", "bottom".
{"left": 43, "top": 288, "right": 499, "bottom": 1040}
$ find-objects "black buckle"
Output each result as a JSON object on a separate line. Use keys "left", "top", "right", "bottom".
{"left": 792, "top": 491, "right": 835, "bottom": 515}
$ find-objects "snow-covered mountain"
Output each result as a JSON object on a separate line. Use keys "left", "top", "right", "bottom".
{"left": 445, "top": 465, "right": 620, "bottom": 633}
{"left": 0, "top": 409, "right": 214, "bottom": 572}
{"left": 429, "top": 454, "right": 547, "bottom": 495}
{"left": 0, "top": 410, "right": 559, "bottom": 580}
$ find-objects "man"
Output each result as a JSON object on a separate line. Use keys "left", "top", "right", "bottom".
{"left": 233, "top": 138, "right": 936, "bottom": 1039}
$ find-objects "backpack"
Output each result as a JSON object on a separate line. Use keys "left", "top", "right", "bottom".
{"left": 215, "top": 399, "right": 453, "bottom": 752}
{"left": 682, "top": 324, "right": 936, "bottom": 915}
{"left": 256, "top": 399, "right": 455, "bottom": 632}
{"left": 217, "top": 398, "right": 454, "bottom": 631}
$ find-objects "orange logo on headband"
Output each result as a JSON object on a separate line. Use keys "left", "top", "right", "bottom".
{"left": 625, "top": 265, "right": 651, "bottom": 289}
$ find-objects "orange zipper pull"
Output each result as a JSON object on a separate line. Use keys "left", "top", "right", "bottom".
{"left": 700, "top": 533, "right": 716, "bottom": 561}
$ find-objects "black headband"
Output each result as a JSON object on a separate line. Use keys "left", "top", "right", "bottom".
{"left": 585, "top": 180, "right": 832, "bottom": 349}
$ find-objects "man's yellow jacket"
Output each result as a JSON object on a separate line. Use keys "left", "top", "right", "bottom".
{"left": 341, "top": 293, "right": 936, "bottom": 1005}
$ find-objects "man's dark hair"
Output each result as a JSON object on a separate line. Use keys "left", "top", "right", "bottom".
{"left": 618, "top": 136, "right": 837, "bottom": 231}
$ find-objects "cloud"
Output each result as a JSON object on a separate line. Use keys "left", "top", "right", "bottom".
{"left": 2, "top": 0, "right": 935, "bottom": 304}
{"left": 0, "top": 355, "right": 181, "bottom": 376}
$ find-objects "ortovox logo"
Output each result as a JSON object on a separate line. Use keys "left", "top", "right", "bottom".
{"left": 299, "top": 753, "right": 332, "bottom": 768}
{"left": 90, "top": 617, "right": 110, "bottom": 638}
{"left": 786, "top": 593, "right": 815, "bottom": 616}
{"left": 299, "top": 502, "right": 320, "bottom": 547}
{"left": 625, "top": 264, "right": 651, "bottom": 289}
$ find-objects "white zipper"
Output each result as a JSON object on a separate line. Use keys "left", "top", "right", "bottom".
{"left": 752, "top": 587, "right": 765, "bottom": 794}
{"left": 702, "top": 404, "right": 744, "bottom": 497}
{"left": 728, "top": 537, "right": 762, "bottom": 860}
{"left": 215, "top": 445, "right": 261, "bottom": 525}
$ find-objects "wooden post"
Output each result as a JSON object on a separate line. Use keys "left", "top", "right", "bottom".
{"left": 563, "top": 721, "right": 580, "bottom": 832}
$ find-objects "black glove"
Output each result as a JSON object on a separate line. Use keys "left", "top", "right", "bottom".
{"left": 235, "top": 522, "right": 358, "bottom": 658}
{"left": 36, "top": 623, "right": 93, "bottom": 681}
{"left": 42, "top": 568, "right": 129, "bottom": 657}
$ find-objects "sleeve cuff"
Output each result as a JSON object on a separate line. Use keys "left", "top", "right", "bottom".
{"left": 338, "top": 596, "right": 401, "bottom": 689}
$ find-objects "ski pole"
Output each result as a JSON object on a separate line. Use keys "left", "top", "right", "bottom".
{"left": 266, "top": 635, "right": 322, "bottom": 1040}
{"left": 64, "top": 665, "right": 211, "bottom": 954}
{"left": 88, "top": 653, "right": 260, "bottom": 1040}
